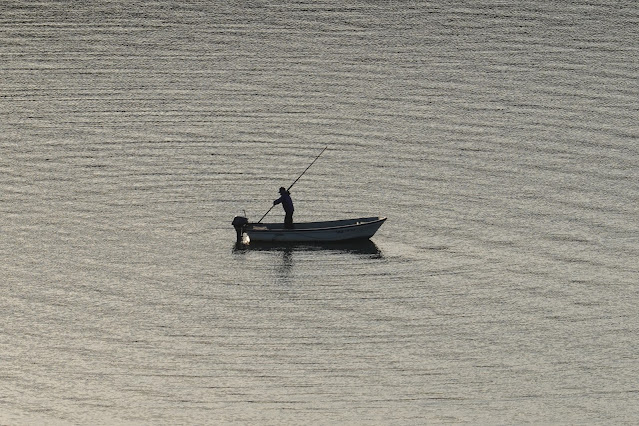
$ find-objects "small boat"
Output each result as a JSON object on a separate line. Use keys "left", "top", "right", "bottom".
{"left": 232, "top": 216, "right": 386, "bottom": 243}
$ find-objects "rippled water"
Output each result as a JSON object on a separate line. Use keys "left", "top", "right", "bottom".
{"left": 2, "top": 1, "right": 638, "bottom": 424}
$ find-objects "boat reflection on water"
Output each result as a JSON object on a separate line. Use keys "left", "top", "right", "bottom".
{"left": 233, "top": 239, "right": 383, "bottom": 258}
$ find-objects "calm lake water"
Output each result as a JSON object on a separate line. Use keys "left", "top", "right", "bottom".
{"left": 1, "top": 0, "right": 638, "bottom": 424}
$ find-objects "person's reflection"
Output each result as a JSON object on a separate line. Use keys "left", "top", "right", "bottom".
{"left": 275, "top": 247, "right": 294, "bottom": 283}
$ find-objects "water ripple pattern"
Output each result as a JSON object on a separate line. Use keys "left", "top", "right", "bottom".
{"left": 1, "top": 1, "right": 638, "bottom": 424}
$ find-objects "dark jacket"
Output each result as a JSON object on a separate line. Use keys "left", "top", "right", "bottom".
{"left": 274, "top": 191, "right": 294, "bottom": 213}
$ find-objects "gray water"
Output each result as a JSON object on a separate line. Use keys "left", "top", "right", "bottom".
{"left": 2, "top": 1, "right": 638, "bottom": 424}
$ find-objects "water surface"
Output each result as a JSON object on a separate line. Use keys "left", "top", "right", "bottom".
{"left": 1, "top": 1, "right": 638, "bottom": 424}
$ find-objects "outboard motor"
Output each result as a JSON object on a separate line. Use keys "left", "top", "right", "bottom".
{"left": 232, "top": 216, "right": 249, "bottom": 243}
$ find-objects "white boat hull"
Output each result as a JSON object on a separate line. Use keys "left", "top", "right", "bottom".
{"left": 241, "top": 217, "right": 386, "bottom": 242}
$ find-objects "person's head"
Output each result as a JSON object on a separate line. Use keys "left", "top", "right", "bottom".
{"left": 279, "top": 187, "right": 286, "bottom": 194}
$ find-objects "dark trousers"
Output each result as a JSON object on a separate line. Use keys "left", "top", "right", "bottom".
{"left": 284, "top": 211, "right": 294, "bottom": 229}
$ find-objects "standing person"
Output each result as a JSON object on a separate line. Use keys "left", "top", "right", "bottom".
{"left": 273, "top": 187, "right": 294, "bottom": 229}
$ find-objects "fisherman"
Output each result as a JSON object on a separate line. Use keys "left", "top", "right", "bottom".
{"left": 273, "top": 187, "right": 294, "bottom": 229}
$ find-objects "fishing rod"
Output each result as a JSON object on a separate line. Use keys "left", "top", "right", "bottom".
{"left": 257, "top": 146, "right": 328, "bottom": 223}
